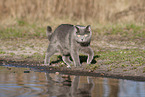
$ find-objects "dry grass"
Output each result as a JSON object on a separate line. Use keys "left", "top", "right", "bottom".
{"left": 0, "top": 0, "right": 145, "bottom": 25}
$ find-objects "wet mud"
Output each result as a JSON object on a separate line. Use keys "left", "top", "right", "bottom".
{"left": 0, "top": 59, "right": 145, "bottom": 81}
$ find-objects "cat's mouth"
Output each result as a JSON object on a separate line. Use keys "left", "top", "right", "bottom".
{"left": 77, "top": 40, "right": 85, "bottom": 43}
{"left": 77, "top": 41, "right": 90, "bottom": 46}
{"left": 77, "top": 39, "right": 88, "bottom": 43}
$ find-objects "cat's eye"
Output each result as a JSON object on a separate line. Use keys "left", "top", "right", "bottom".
{"left": 84, "top": 34, "right": 88, "bottom": 37}
{"left": 77, "top": 35, "right": 81, "bottom": 37}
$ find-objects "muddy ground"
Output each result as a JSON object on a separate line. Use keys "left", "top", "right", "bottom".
{"left": 0, "top": 37, "right": 145, "bottom": 81}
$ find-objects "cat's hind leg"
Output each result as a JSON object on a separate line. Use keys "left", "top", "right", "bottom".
{"left": 80, "top": 47, "right": 94, "bottom": 64}
{"left": 62, "top": 55, "right": 73, "bottom": 68}
{"left": 44, "top": 44, "right": 57, "bottom": 65}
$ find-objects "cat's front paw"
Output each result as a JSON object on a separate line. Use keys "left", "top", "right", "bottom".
{"left": 74, "top": 62, "right": 82, "bottom": 67}
{"left": 75, "top": 64, "right": 82, "bottom": 67}
{"left": 87, "top": 62, "right": 91, "bottom": 64}
{"left": 79, "top": 64, "right": 82, "bottom": 67}
{"left": 67, "top": 65, "right": 71, "bottom": 68}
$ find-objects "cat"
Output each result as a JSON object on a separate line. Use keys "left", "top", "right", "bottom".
{"left": 44, "top": 24, "right": 94, "bottom": 68}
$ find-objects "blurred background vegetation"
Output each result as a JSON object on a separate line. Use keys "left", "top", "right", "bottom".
{"left": 0, "top": 0, "right": 144, "bottom": 72}
{"left": 0, "top": 0, "right": 145, "bottom": 26}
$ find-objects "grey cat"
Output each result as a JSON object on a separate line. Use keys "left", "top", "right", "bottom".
{"left": 44, "top": 24, "right": 94, "bottom": 68}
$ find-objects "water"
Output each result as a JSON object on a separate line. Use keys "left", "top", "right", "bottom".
{"left": 0, "top": 66, "right": 145, "bottom": 97}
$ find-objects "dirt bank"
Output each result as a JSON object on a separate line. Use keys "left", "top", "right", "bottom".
{"left": 0, "top": 38, "right": 144, "bottom": 81}
{"left": 0, "top": 58, "right": 145, "bottom": 81}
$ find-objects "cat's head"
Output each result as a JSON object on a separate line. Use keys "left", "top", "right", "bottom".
{"left": 74, "top": 25, "right": 92, "bottom": 43}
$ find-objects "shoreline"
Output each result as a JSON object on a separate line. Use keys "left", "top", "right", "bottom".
{"left": 1, "top": 58, "right": 145, "bottom": 81}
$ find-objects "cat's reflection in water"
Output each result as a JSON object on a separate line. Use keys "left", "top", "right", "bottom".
{"left": 44, "top": 73, "right": 71, "bottom": 97}
{"left": 71, "top": 76, "right": 94, "bottom": 97}
{"left": 45, "top": 73, "right": 94, "bottom": 97}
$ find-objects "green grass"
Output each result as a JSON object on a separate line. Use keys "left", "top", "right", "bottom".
{"left": 17, "top": 19, "right": 27, "bottom": 26}
{"left": 0, "top": 49, "right": 6, "bottom": 54}
{"left": 97, "top": 49, "right": 145, "bottom": 66}
{"left": 143, "top": 67, "right": 145, "bottom": 73}
{"left": 95, "top": 24, "right": 145, "bottom": 42}
{"left": 86, "top": 64, "right": 100, "bottom": 71}
{"left": 19, "top": 52, "right": 45, "bottom": 61}
{"left": 0, "top": 21, "right": 145, "bottom": 41}
{"left": 95, "top": 48, "right": 145, "bottom": 71}
{"left": 0, "top": 20, "right": 46, "bottom": 39}
{"left": 10, "top": 52, "right": 15, "bottom": 56}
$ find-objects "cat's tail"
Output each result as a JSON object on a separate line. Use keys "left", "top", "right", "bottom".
{"left": 46, "top": 26, "right": 52, "bottom": 41}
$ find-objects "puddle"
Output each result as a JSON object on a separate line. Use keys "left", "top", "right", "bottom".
{"left": 0, "top": 66, "right": 145, "bottom": 97}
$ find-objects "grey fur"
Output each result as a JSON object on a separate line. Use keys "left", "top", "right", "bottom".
{"left": 46, "top": 26, "right": 52, "bottom": 40}
{"left": 44, "top": 24, "right": 94, "bottom": 67}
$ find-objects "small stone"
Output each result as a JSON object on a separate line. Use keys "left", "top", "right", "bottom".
{"left": 24, "top": 70, "right": 30, "bottom": 73}
{"left": 88, "top": 70, "right": 92, "bottom": 72}
{"left": 62, "top": 75, "right": 69, "bottom": 78}
{"left": 42, "top": 64, "right": 49, "bottom": 66}
{"left": 100, "top": 73, "right": 104, "bottom": 76}
{"left": 7, "top": 67, "right": 11, "bottom": 70}
{"left": 52, "top": 64, "right": 56, "bottom": 66}
{"left": 55, "top": 72, "right": 59, "bottom": 75}
{"left": 67, "top": 65, "right": 71, "bottom": 68}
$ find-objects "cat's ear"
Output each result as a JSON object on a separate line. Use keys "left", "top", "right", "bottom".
{"left": 86, "top": 25, "right": 92, "bottom": 36}
{"left": 74, "top": 26, "right": 79, "bottom": 33}
{"left": 86, "top": 25, "right": 91, "bottom": 31}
